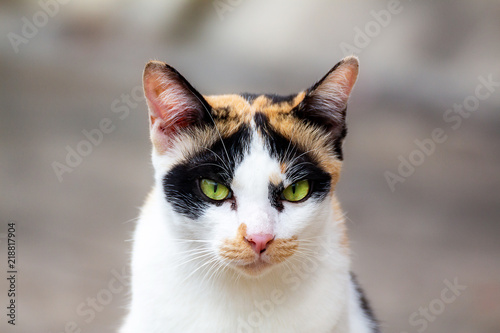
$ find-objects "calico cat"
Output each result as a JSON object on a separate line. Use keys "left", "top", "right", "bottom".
{"left": 120, "top": 56, "right": 379, "bottom": 333}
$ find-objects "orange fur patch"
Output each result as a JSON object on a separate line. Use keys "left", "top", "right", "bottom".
{"left": 280, "top": 162, "right": 287, "bottom": 174}
{"left": 205, "top": 94, "right": 251, "bottom": 119}
{"left": 269, "top": 172, "right": 282, "bottom": 186}
{"left": 266, "top": 236, "right": 299, "bottom": 263}
{"left": 219, "top": 224, "right": 255, "bottom": 263}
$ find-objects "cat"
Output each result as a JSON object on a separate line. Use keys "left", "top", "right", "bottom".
{"left": 120, "top": 56, "right": 380, "bottom": 333}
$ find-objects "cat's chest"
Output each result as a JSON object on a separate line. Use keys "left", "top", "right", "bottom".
{"left": 146, "top": 278, "right": 348, "bottom": 333}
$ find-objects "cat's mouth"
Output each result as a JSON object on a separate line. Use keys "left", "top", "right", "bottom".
{"left": 219, "top": 224, "right": 299, "bottom": 276}
{"left": 219, "top": 241, "right": 276, "bottom": 276}
{"left": 238, "top": 258, "right": 273, "bottom": 276}
{"left": 233, "top": 247, "right": 293, "bottom": 276}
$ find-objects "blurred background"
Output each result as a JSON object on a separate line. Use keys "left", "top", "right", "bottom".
{"left": 1, "top": 0, "right": 499, "bottom": 332}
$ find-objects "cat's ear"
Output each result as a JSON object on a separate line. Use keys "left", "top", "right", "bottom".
{"left": 143, "top": 61, "right": 212, "bottom": 149}
{"left": 296, "top": 55, "right": 359, "bottom": 141}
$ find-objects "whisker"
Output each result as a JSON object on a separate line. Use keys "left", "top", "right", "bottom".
{"left": 173, "top": 247, "right": 213, "bottom": 257}
{"left": 170, "top": 252, "right": 214, "bottom": 269}
{"left": 122, "top": 216, "right": 141, "bottom": 225}
{"left": 198, "top": 258, "right": 219, "bottom": 285}
{"left": 168, "top": 239, "right": 213, "bottom": 243}
{"left": 180, "top": 255, "right": 219, "bottom": 284}
{"left": 206, "top": 260, "right": 229, "bottom": 287}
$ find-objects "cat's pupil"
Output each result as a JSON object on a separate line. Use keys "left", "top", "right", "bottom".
{"left": 291, "top": 184, "right": 297, "bottom": 194}
{"left": 213, "top": 183, "right": 218, "bottom": 193}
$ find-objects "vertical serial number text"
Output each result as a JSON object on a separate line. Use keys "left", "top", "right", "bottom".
{"left": 6, "top": 222, "right": 16, "bottom": 325}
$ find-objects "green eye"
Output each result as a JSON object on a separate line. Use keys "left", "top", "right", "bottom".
{"left": 200, "top": 179, "right": 230, "bottom": 201}
{"left": 282, "top": 180, "right": 310, "bottom": 202}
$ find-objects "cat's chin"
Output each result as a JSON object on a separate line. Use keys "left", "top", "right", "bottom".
{"left": 234, "top": 259, "right": 274, "bottom": 277}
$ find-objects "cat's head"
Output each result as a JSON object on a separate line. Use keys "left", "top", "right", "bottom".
{"left": 143, "top": 57, "right": 358, "bottom": 277}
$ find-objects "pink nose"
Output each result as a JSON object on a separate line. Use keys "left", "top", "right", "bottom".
{"left": 245, "top": 234, "right": 274, "bottom": 254}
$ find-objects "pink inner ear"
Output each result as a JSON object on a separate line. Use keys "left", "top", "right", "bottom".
{"left": 143, "top": 65, "right": 201, "bottom": 134}
{"left": 332, "top": 66, "right": 358, "bottom": 98}
{"left": 313, "top": 57, "right": 359, "bottom": 111}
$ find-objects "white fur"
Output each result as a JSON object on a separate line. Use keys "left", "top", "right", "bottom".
{"left": 120, "top": 125, "right": 374, "bottom": 332}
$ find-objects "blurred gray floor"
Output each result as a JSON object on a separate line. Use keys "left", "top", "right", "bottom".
{"left": 1, "top": 1, "right": 500, "bottom": 332}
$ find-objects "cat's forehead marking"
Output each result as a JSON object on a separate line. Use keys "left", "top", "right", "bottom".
{"left": 250, "top": 92, "right": 306, "bottom": 116}
{"left": 262, "top": 114, "right": 343, "bottom": 184}
{"left": 204, "top": 92, "right": 306, "bottom": 125}
{"left": 205, "top": 94, "right": 252, "bottom": 120}
{"left": 203, "top": 92, "right": 342, "bottom": 186}
{"left": 253, "top": 110, "right": 342, "bottom": 188}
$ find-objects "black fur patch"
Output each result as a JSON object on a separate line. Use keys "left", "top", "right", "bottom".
{"left": 254, "top": 112, "right": 331, "bottom": 210}
{"left": 292, "top": 105, "right": 347, "bottom": 160}
{"left": 268, "top": 182, "right": 285, "bottom": 212}
{"left": 291, "top": 63, "right": 349, "bottom": 160}
{"left": 163, "top": 125, "right": 251, "bottom": 219}
{"left": 350, "top": 272, "right": 380, "bottom": 333}
{"left": 241, "top": 93, "right": 297, "bottom": 104}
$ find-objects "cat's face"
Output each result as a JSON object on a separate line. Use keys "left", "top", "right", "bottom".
{"left": 143, "top": 57, "right": 358, "bottom": 277}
